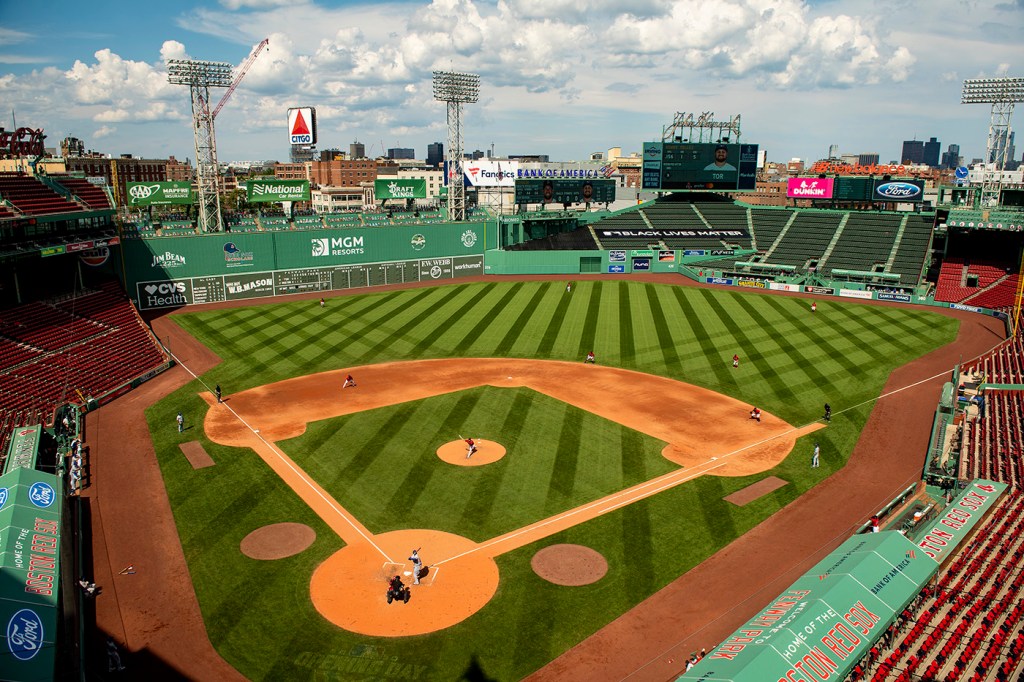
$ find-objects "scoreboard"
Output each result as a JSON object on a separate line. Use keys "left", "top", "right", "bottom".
{"left": 514, "top": 178, "right": 616, "bottom": 205}
{"left": 642, "top": 142, "right": 758, "bottom": 191}
{"left": 833, "top": 177, "right": 873, "bottom": 201}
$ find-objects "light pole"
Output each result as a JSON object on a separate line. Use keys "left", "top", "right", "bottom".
{"left": 168, "top": 59, "right": 233, "bottom": 233}
{"left": 433, "top": 71, "right": 480, "bottom": 222}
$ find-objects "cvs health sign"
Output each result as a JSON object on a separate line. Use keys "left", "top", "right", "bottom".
{"left": 287, "top": 107, "right": 317, "bottom": 145}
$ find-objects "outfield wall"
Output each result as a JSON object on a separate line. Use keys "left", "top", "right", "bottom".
{"left": 123, "top": 222, "right": 491, "bottom": 310}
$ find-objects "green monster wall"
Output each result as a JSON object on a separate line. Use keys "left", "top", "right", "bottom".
{"left": 123, "top": 223, "right": 491, "bottom": 310}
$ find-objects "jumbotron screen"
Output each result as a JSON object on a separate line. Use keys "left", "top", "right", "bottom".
{"left": 642, "top": 142, "right": 759, "bottom": 191}
{"left": 514, "top": 178, "right": 616, "bottom": 205}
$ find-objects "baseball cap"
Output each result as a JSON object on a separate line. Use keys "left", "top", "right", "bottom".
{"left": 715, "top": 144, "right": 728, "bottom": 152}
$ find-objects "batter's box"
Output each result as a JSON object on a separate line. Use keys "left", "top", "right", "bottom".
{"left": 377, "top": 561, "right": 404, "bottom": 582}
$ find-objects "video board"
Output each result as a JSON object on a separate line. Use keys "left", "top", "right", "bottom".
{"left": 514, "top": 178, "right": 616, "bottom": 205}
{"left": 641, "top": 142, "right": 758, "bottom": 191}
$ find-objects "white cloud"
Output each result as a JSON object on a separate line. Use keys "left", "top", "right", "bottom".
{"left": 2, "top": 0, "right": 1019, "bottom": 163}
{"left": 93, "top": 125, "right": 116, "bottom": 139}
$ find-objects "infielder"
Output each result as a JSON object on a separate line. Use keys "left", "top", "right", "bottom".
{"left": 343, "top": 374, "right": 357, "bottom": 389}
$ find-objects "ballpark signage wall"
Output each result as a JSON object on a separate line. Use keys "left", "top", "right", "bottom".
{"left": 124, "top": 223, "right": 490, "bottom": 309}
{"left": 0, "top": 467, "right": 63, "bottom": 680}
{"left": 246, "top": 179, "right": 311, "bottom": 203}
{"left": 126, "top": 181, "right": 193, "bottom": 206}
{"left": 135, "top": 255, "right": 484, "bottom": 309}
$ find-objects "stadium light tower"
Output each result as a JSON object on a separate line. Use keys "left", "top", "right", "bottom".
{"left": 962, "top": 76, "right": 1024, "bottom": 336}
{"left": 168, "top": 59, "right": 234, "bottom": 233}
{"left": 433, "top": 70, "right": 480, "bottom": 222}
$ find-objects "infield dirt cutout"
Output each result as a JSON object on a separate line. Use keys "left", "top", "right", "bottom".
{"left": 201, "top": 358, "right": 821, "bottom": 636}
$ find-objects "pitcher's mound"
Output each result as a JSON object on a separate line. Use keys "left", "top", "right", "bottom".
{"left": 437, "top": 439, "right": 506, "bottom": 466}
{"left": 531, "top": 544, "right": 608, "bottom": 586}
{"left": 240, "top": 522, "right": 316, "bottom": 560}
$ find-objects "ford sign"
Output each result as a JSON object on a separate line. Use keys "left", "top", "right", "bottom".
{"left": 875, "top": 182, "right": 922, "bottom": 201}
{"left": 7, "top": 609, "right": 44, "bottom": 661}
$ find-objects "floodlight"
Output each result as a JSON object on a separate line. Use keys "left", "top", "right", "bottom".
{"left": 433, "top": 70, "right": 481, "bottom": 221}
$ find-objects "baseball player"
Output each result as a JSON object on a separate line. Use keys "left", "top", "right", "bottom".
{"left": 812, "top": 442, "right": 820, "bottom": 468}
{"left": 749, "top": 407, "right": 761, "bottom": 422}
{"left": 215, "top": 384, "right": 222, "bottom": 403}
{"left": 811, "top": 301, "right": 817, "bottom": 313}
{"left": 408, "top": 549, "right": 423, "bottom": 585}
{"left": 343, "top": 374, "right": 356, "bottom": 389}
{"left": 733, "top": 354, "right": 740, "bottom": 368}
{"left": 824, "top": 403, "right": 831, "bottom": 422}
{"left": 319, "top": 297, "right": 325, "bottom": 308}
{"left": 176, "top": 412, "right": 184, "bottom": 432}
{"left": 465, "top": 437, "right": 477, "bottom": 459}
{"left": 585, "top": 351, "right": 595, "bottom": 364}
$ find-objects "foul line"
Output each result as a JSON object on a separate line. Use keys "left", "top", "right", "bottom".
{"left": 167, "top": 349, "right": 393, "bottom": 564}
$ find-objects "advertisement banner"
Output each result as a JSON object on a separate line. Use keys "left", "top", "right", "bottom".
{"left": 706, "top": 277, "right": 734, "bottom": 285}
{"left": 608, "top": 264, "right": 625, "bottom": 273}
{"left": 839, "top": 288, "right": 873, "bottom": 299}
{"left": 658, "top": 250, "right": 675, "bottom": 262}
{"left": 464, "top": 160, "right": 518, "bottom": 187}
{"left": 374, "top": 178, "right": 427, "bottom": 200}
{"left": 597, "top": 228, "right": 748, "bottom": 239}
{"left": 787, "top": 177, "right": 834, "bottom": 199}
{"left": 247, "top": 180, "right": 310, "bottom": 203}
{"left": 126, "top": 181, "right": 193, "bottom": 206}
{"left": 737, "top": 279, "right": 766, "bottom": 289}
{"left": 287, "top": 107, "right": 317, "bottom": 145}
{"left": 768, "top": 282, "right": 801, "bottom": 292}
{"left": 608, "top": 250, "right": 626, "bottom": 263}
{"left": 632, "top": 258, "right": 651, "bottom": 271}
{"left": 916, "top": 481, "right": 1006, "bottom": 561}
{"left": 873, "top": 180, "right": 924, "bottom": 203}
{"left": 804, "top": 286, "right": 835, "bottom": 295}
{"left": 877, "top": 292, "right": 912, "bottom": 303}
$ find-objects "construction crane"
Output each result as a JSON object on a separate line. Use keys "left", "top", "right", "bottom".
{"left": 212, "top": 37, "right": 269, "bottom": 120}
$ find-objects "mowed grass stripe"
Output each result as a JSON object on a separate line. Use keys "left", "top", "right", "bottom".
{"left": 644, "top": 286, "right": 681, "bottom": 372}
{"left": 451, "top": 282, "right": 526, "bottom": 352}
{"left": 494, "top": 284, "right": 553, "bottom": 355}
{"left": 698, "top": 288, "right": 798, "bottom": 403}
{"left": 577, "top": 281, "right": 604, "bottom": 358}
{"left": 546, "top": 404, "right": 583, "bottom": 513}
{"left": 670, "top": 287, "right": 735, "bottom": 386}
{"left": 733, "top": 296, "right": 833, "bottom": 393}
{"left": 536, "top": 285, "right": 576, "bottom": 357}
{"left": 617, "top": 281, "right": 636, "bottom": 366}
{"left": 409, "top": 283, "right": 499, "bottom": 355}
{"left": 758, "top": 296, "right": 874, "bottom": 378}
{"left": 355, "top": 287, "right": 473, "bottom": 362}
{"left": 826, "top": 303, "right": 928, "bottom": 359}
{"left": 457, "top": 391, "right": 532, "bottom": 530}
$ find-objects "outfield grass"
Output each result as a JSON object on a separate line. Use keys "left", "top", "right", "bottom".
{"left": 147, "top": 280, "right": 958, "bottom": 680}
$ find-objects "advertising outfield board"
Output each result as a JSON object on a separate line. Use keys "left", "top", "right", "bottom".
{"left": 135, "top": 254, "right": 484, "bottom": 309}
{"left": 246, "top": 179, "right": 310, "bottom": 203}
{"left": 642, "top": 142, "right": 758, "bottom": 191}
{"left": 374, "top": 178, "right": 427, "bottom": 199}
{"left": 514, "top": 178, "right": 615, "bottom": 205}
{"left": 126, "top": 181, "right": 193, "bottom": 206}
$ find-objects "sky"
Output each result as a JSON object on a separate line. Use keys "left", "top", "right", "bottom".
{"left": 0, "top": 0, "right": 1022, "bottom": 166}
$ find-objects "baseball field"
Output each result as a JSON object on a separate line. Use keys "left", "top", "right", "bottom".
{"left": 143, "top": 279, "right": 958, "bottom": 680}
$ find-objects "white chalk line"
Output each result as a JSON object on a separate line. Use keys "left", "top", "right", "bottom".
{"left": 168, "top": 350, "right": 393, "bottom": 564}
